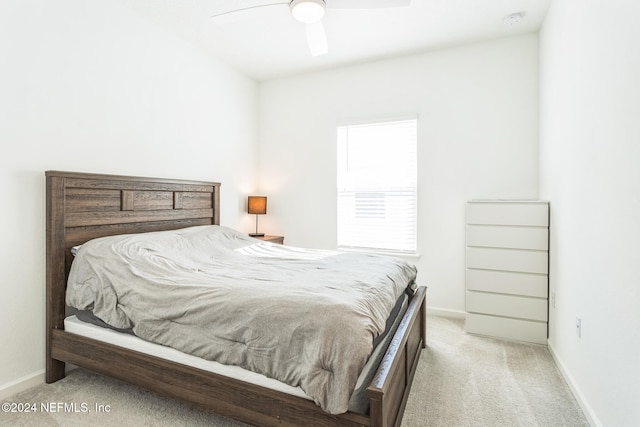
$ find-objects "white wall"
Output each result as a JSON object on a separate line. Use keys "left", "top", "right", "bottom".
{"left": 0, "top": 0, "right": 258, "bottom": 392}
{"left": 539, "top": 1, "right": 640, "bottom": 426}
{"left": 258, "top": 34, "right": 540, "bottom": 313}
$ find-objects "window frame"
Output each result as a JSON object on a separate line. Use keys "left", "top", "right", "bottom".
{"left": 336, "top": 116, "right": 418, "bottom": 256}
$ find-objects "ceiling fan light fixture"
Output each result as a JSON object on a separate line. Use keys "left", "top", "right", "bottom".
{"left": 290, "top": 0, "right": 326, "bottom": 24}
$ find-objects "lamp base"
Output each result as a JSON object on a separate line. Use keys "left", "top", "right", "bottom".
{"left": 249, "top": 233, "right": 265, "bottom": 237}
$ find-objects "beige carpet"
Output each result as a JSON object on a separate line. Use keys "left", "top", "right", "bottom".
{"left": 401, "top": 316, "right": 588, "bottom": 427}
{"left": 2, "top": 315, "right": 588, "bottom": 427}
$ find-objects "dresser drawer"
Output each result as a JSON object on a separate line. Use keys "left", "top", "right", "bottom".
{"left": 466, "top": 291, "right": 548, "bottom": 322}
{"left": 466, "top": 225, "right": 548, "bottom": 250}
{"left": 465, "top": 313, "right": 547, "bottom": 344}
{"left": 466, "top": 269, "right": 547, "bottom": 298}
{"left": 466, "top": 247, "right": 548, "bottom": 274}
{"left": 466, "top": 202, "right": 548, "bottom": 226}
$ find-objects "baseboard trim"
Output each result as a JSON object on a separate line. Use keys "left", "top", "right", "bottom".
{"left": 0, "top": 370, "right": 45, "bottom": 400}
{"left": 426, "top": 306, "right": 466, "bottom": 319}
{"left": 547, "top": 341, "right": 601, "bottom": 427}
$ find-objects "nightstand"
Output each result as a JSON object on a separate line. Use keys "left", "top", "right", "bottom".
{"left": 253, "top": 235, "right": 284, "bottom": 245}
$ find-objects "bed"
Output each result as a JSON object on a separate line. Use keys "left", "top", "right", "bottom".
{"left": 45, "top": 170, "right": 427, "bottom": 427}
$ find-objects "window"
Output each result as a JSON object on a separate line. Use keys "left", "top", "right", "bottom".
{"left": 337, "top": 118, "right": 417, "bottom": 254}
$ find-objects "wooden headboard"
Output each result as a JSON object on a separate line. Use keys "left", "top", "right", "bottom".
{"left": 45, "top": 170, "right": 221, "bottom": 381}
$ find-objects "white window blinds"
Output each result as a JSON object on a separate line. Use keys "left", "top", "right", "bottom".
{"left": 337, "top": 118, "right": 417, "bottom": 254}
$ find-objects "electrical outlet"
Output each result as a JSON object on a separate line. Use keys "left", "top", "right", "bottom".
{"left": 576, "top": 317, "right": 582, "bottom": 338}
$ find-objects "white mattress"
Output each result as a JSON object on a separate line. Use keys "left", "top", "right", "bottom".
{"left": 64, "top": 315, "right": 311, "bottom": 400}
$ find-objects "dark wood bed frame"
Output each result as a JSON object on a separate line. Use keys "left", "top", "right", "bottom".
{"left": 45, "top": 170, "right": 427, "bottom": 427}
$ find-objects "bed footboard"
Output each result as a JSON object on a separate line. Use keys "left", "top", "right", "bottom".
{"left": 367, "top": 286, "right": 426, "bottom": 427}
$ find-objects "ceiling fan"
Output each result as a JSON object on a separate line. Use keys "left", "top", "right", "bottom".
{"left": 210, "top": 0, "right": 411, "bottom": 57}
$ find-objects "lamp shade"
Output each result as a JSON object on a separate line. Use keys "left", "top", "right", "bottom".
{"left": 248, "top": 196, "right": 267, "bottom": 215}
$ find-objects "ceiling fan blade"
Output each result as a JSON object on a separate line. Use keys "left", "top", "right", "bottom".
{"left": 305, "top": 21, "right": 328, "bottom": 56}
{"left": 325, "top": 0, "right": 410, "bottom": 9}
{"left": 210, "top": 0, "right": 288, "bottom": 24}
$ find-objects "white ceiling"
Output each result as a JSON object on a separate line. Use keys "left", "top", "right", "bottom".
{"left": 121, "top": 0, "right": 551, "bottom": 81}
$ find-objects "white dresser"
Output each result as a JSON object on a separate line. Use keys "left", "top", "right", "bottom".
{"left": 465, "top": 200, "right": 549, "bottom": 344}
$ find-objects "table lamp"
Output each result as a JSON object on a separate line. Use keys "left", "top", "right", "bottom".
{"left": 248, "top": 196, "right": 267, "bottom": 237}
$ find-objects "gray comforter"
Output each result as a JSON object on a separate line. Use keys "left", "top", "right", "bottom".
{"left": 66, "top": 225, "right": 417, "bottom": 414}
